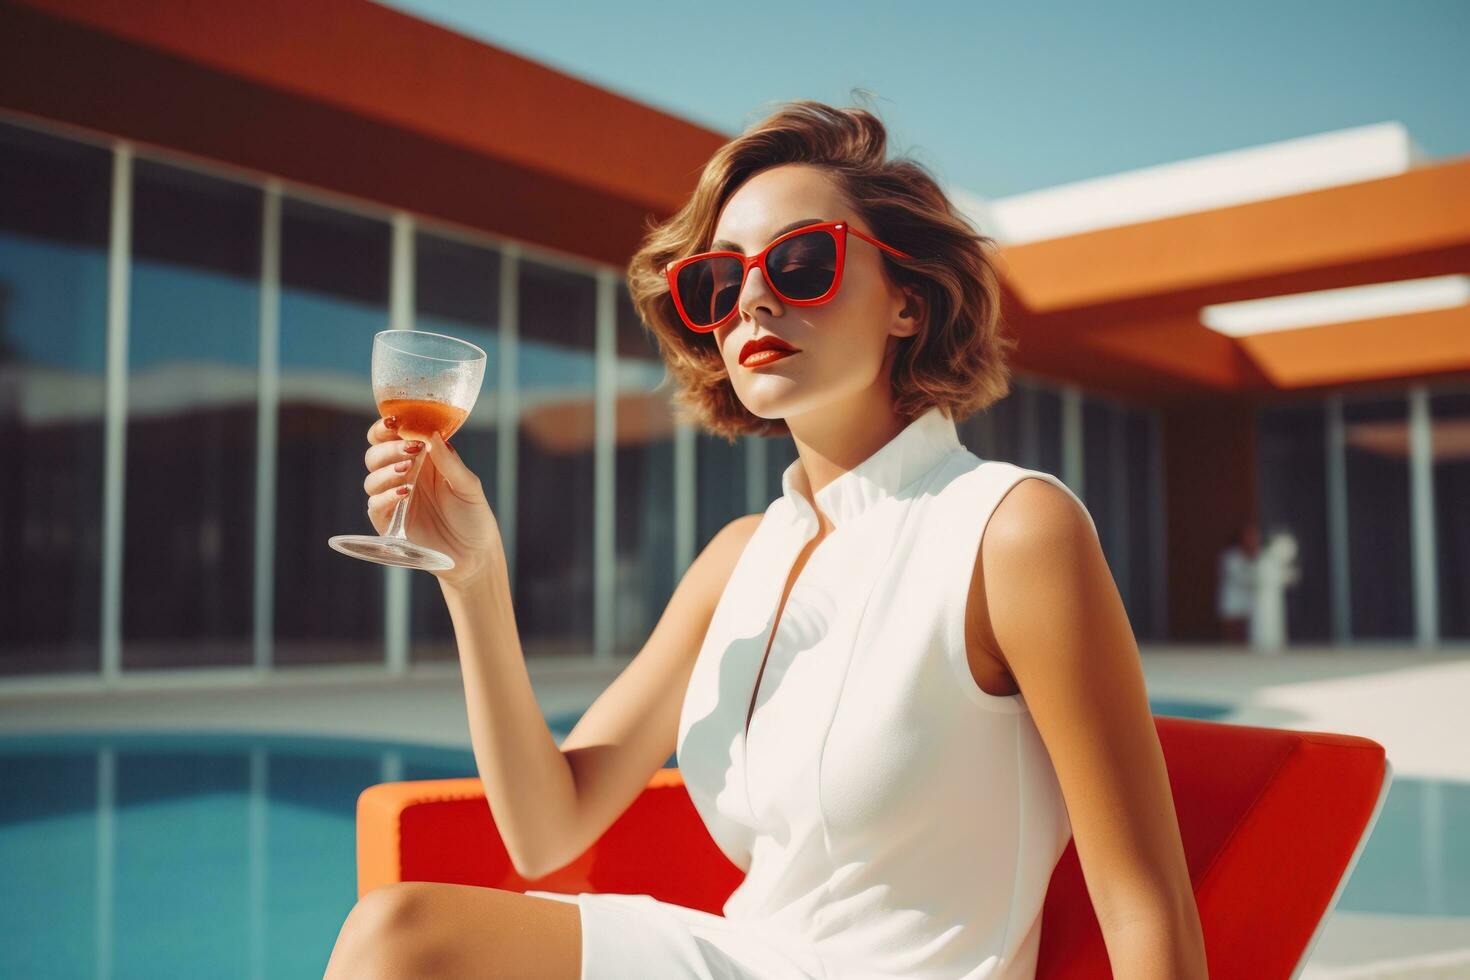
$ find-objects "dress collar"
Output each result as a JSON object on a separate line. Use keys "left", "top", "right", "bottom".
{"left": 780, "top": 404, "right": 964, "bottom": 529}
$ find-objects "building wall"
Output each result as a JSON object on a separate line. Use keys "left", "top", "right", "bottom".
{"left": 1160, "top": 396, "right": 1259, "bottom": 641}
{"left": 0, "top": 115, "right": 1171, "bottom": 682}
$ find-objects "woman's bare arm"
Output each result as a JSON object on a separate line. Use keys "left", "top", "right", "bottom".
{"left": 441, "top": 512, "right": 762, "bottom": 879}
{"left": 973, "top": 478, "right": 1209, "bottom": 978}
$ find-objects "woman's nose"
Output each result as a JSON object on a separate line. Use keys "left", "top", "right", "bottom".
{"left": 738, "top": 265, "right": 783, "bottom": 321}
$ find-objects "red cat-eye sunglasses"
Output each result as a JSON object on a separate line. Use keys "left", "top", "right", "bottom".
{"left": 663, "top": 220, "right": 912, "bottom": 333}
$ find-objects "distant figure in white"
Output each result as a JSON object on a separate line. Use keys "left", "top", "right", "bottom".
{"left": 1250, "top": 527, "right": 1301, "bottom": 654}
{"left": 1216, "top": 524, "right": 1258, "bottom": 646}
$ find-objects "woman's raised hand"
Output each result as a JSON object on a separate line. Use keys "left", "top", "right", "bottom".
{"left": 363, "top": 416, "right": 504, "bottom": 588}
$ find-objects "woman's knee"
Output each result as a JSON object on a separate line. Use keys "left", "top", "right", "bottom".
{"left": 327, "top": 883, "right": 435, "bottom": 978}
{"left": 360, "top": 882, "right": 434, "bottom": 933}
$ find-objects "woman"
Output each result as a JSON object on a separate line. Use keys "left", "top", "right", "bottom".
{"left": 1217, "top": 523, "right": 1258, "bottom": 645}
{"left": 1250, "top": 526, "right": 1301, "bottom": 654}
{"left": 327, "top": 100, "right": 1207, "bottom": 979}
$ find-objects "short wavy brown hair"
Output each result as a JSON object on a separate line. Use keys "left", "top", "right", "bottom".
{"left": 626, "top": 97, "right": 1016, "bottom": 443}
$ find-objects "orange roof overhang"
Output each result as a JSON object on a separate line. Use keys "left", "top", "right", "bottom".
{"left": 998, "top": 157, "right": 1470, "bottom": 402}
{"left": 0, "top": 0, "right": 727, "bottom": 265}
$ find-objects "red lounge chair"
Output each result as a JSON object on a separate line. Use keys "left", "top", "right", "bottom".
{"left": 357, "top": 716, "right": 1391, "bottom": 979}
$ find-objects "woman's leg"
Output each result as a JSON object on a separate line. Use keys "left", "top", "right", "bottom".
{"left": 325, "top": 881, "right": 581, "bottom": 979}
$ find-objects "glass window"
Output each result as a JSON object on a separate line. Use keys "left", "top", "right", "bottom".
{"left": 408, "top": 231, "right": 501, "bottom": 663}
{"left": 1430, "top": 388, "right": 1470, "bottom": 640}
{"left": 274, "top": 197, "right": 390, "bottom": 666}
{"left": 1123, "top": 407, "right": 1161, "bottom": 640}
{"left": 0, "top": 123, "right": 111, "bottom": 676}
{"left": 612, "top": 285, "right": 677, "bottom": 656}
{"left": 959, "top": 387, "right": 1021, "bottom": 463}
{"left": 1011, "top": 380, "right": 1041, "bottom": 470}
{"left": 124, "top": 159, "right": 261, "bottom": 669}
{"left": 765, "top": 432, "right": 800, "bottom": 503}
{"left": 1343, "top": 395, "right": 1414, "bottom": 640}
{"left": 1257, "top": 401, "right": 1333, "bottom": 643}
{"left": 697, "top": 430, "right": 750, "bottom": 551}
{"left": 514, "top": 257, "right": 596, "bottom": 658}
{"left": 1083, "top": 396, "right": 1124, "bottom": 583}
{"left": 1031, "top": 383, "right": 1064, "bottom": 478}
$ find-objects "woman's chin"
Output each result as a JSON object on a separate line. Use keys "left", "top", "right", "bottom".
{"left": 737, "top": 387, "right": 802, "bottom": 420}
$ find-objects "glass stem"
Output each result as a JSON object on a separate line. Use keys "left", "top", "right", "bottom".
{"left": 384, "top": 448, "right": 426, "bottom": 540}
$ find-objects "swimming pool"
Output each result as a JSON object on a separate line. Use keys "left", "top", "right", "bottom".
{"left": 1, "top": 702, "right": 1462, "bottom": 978}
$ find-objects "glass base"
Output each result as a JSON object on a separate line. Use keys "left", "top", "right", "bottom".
{"left": 327, "top": 534, "right": 455, "bottom": 571}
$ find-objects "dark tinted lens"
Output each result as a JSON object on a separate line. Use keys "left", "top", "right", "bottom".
{"left": 767, "top": 229, "right": 837, "bottom": 300}
{"left": 675, "top": 255, "right": 744, "bottom": 328}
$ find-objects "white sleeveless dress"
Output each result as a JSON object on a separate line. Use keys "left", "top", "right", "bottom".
{"left": 528, "top": 404, "right": 1098, "bottom": 979}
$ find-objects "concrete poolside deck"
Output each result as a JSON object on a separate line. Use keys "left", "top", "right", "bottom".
{"left": 2, "top": 643, "right": 1466, "bottom": 977}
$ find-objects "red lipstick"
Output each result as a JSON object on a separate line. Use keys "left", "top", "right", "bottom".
{"left": 740, "top": 335, "right": 800, "bottom": 368}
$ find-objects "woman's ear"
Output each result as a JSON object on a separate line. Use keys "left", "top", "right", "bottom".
{"left": 895, "top": 286, "right": 925, "bottom": 338}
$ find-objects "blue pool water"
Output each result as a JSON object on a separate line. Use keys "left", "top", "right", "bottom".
{"left": 1, "top": 702, "right": 1464, "bottom": 978}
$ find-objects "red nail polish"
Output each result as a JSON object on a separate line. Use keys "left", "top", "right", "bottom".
{"left": 385, "top": 416, "right": 399, "bottom": 429}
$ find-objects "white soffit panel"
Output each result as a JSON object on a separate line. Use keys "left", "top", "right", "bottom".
{"left": 1200, "top": 275, "right": 1470, "bottom": 337}
{"left": 952, "top": 121, "right": 1426, "bottom": 246}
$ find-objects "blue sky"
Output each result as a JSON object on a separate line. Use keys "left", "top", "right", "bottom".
{"left": 378, "top": 0, "right": 1470, "bottom": 198}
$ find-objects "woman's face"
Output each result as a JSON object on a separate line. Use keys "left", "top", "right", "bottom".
{"left": 707, "top": 164, "right": 920, "bottom": 424}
